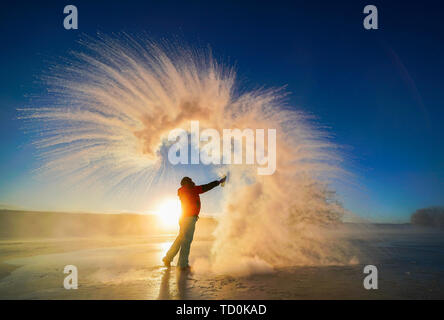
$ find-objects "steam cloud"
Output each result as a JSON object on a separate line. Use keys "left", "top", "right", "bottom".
{"left": 21, "top": 34, "right": 357, "bottom": 274}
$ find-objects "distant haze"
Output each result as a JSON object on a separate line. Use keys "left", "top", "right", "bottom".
{"left": 0, "top": 210, "right": 216, "bottom": 239}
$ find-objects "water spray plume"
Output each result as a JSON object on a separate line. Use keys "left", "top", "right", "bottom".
{"left": 21, "top": 33, "right": 357, "bottom": 274}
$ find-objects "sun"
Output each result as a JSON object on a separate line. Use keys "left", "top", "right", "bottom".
{"left": 155, "top": 198, "right": 181, "bottom": 229}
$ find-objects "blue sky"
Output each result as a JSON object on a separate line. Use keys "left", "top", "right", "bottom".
{"left": 0, "top": 0, "right": 443, "bottom": 222}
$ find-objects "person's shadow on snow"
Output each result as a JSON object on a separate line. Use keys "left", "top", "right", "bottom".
{"left": 157, "top": 268, "right": 171, "bottom": 300}
{"left": 176, "top": 269, "right": 189, "bottom": 299}
{"left": 157, "top": 267, "right": 190, "bottom": 300}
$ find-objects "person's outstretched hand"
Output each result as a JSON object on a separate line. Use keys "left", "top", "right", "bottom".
{"left": 219, "top": 176, "right": 227, "bottom": 184}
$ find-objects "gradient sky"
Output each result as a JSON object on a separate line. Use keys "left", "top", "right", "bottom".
{"left": 0, "top": 0, "right": 443, "bottom": 222}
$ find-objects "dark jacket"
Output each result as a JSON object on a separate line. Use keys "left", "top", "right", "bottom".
{"left": 177, "top": 180, "right": 220, "bottom": 216}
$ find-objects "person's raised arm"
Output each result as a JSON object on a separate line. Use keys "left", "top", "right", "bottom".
{"left": 198, "top": 177, "right": 226, "bottom": 193}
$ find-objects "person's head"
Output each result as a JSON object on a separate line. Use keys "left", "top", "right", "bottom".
{"left": 180, "top": 176, "right": 195, "bottom": 187}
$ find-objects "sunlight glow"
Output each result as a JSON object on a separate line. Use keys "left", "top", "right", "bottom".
{"left": 155, "top": 198, "right": 181, "bottom": 229}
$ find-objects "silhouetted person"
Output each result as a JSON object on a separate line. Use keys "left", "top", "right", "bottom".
{"left": 162, "top": 176, "right": 226, "bottom": 271}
